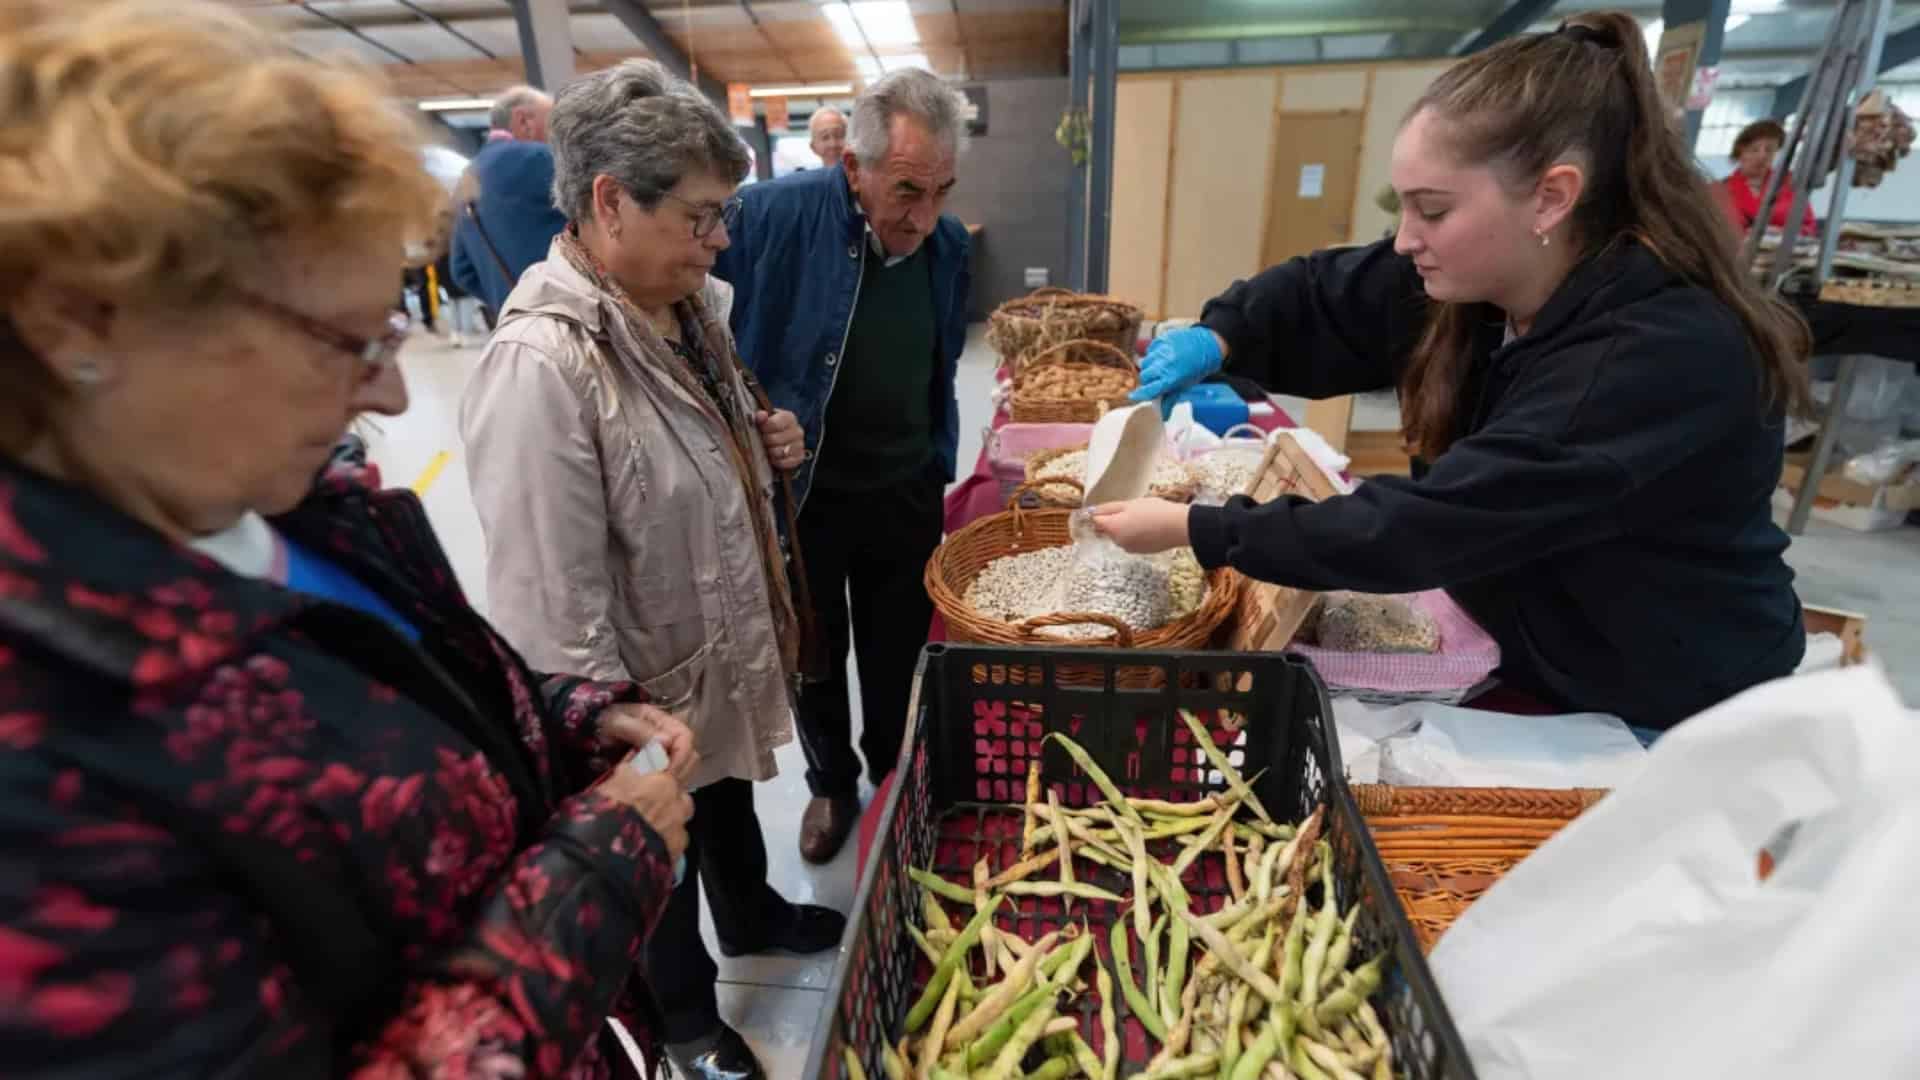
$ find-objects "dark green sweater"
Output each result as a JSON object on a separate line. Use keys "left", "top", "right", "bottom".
{"left": 812, "top": 241, "right": 938, "bottom": 492}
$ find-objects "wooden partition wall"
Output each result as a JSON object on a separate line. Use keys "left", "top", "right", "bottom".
{"left": 1109, "top": 61, "right": 1453, "bottom": 322}
{"left": 1108, "top": 60, "right": 1450, "bottom": 466}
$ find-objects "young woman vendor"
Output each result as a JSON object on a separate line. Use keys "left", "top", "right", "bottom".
{"left": 1092, "top": 12, "right": 1812, "bottom": 732}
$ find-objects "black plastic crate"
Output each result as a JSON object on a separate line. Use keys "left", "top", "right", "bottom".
{"left": 805, "top": 643, "right": 1475, "bottom": 1079}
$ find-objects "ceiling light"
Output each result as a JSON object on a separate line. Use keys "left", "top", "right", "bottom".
{"left": 1725, "top": 14, "right": 1752, "bottom": 32}
{"left": 1643, "top": 18, "right": 1664, "bottom": 55}
{"left": 882, "top": 53, "right": 931, "bottom": 73}
{"left": 823, "top": 3, "right": 866, "bottom": 49}
{"left": 417, "top": 97, "right": 494, "bottom": 112}
{"left": 1730, "top": 0, "right": 1786, "bottom": 12}
{"left": 854, "top": 56, "right": 881, "bottom": 79}
{"left": 750, "top": 83, "right": 855, "bottom": 98}
{"left": 851, "top": 1, "right": 919, "bottom": 47}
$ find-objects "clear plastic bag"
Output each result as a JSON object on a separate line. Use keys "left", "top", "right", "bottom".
{"left": 1038, "top": 512, "right": 1171, "bottom": 639}
{"left": 1306, "top": 592, "right": 1441, "bottom": 654}
{"left": 1842, "top": 438, "right": 1920, "bottom": 487}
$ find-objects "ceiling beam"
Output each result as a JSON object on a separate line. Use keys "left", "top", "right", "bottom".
{"left": 395, "top": 0, "right": 499, "bottom": 59}
{"left": 1118, "top": 17, "right": 1481, "bottom": 46}
{"left": 1772, "top": 21, "right": 1920, "bottom": 114}
{"left": 599, "top": 0, "right": 728, "bottom": 102}
{"left": 1455, "top": 0, "right": 1562, "bottom": 55}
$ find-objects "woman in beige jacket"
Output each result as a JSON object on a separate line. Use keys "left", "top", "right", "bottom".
{"left": 459, "top": 60, "right": 838, "bottom": 1080}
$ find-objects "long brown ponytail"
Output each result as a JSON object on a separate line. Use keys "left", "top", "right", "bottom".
{"left": 1398, "top": 10, "right": 1812, "bottom": 459}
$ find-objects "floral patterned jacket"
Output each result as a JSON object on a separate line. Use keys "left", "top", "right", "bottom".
{"left": 0, "top": 451, "right": 673, "bottom": 1077}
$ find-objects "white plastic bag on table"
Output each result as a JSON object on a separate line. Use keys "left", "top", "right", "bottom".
{"left": 1429, "top": 666, "right": 1920, "bottom": 1080}
{"left": 1841, "top": 437, "right": 1920, "bottom": 486}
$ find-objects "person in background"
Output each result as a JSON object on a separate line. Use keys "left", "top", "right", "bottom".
{"left": 460, "top": 59, "right": 842, "bottom": 1080}
{"left": 0, "top": 3, "right": 698, "bottom": 1075}
{"left": 449, "top": 85, "right": 567, "bottom": 320}
{"left": 1720, "top": 118, "right": 1818, "bottom": 239}
{"left": 1097, "top": 13, "right": 1810, "bottom": 739}
{"left": 808, "top": 105, "right": 847, "bottom": 168}
{"left": 715, "top": 69, "right": 972, "bottom": 865}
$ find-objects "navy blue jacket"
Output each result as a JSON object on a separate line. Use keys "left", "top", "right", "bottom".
{"left": 713, "top": 165, "right": 970, "bottom": 507}
{"left": 450, "top": 139, "right": 569, "bottom": 315}
{"left": 1189, "top": 238, "right": 1805, "bottom": 728}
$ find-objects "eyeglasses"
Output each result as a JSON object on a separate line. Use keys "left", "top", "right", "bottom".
{"left": 658, "top": 192, "right": 743, "bottom": 239}
{"left": 234, "top": 289, "right": 410, "bottom": 378}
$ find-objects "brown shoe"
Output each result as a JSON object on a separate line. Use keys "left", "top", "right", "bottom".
{"left": 799, "top": 795, "right": 861, "bottom": 864}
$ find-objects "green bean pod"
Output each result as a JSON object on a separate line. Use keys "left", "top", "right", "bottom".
{"left": 878, "top": 1041, "right": 909, "bottom": 1080}
{"left": 965, "top": 986, "right": 1056, "bottom": 1069}
{"left": 1220, "top": 982, "right": 1252, "bottom": 1078}
{"left": 1229, "top": 1021, "right": 1281, "bottom": 1080}
{"left": 1291, "top": 1036, "right": 1336, "bottom": 1080}
{"left": 1042, "top": 927, "right": 1096, "bottom": 990}
{"left": 1109, "top": 917, "right": 1170, "bottom": 1041}
{"left": 1176, "top": 708, "right": 1272, "bottom": 823}
{"left": 908, "top": 866, "right": 979, "bottom": 906}
{"left": 1019, "top": 1056, "right": 1074, "bottom": 1080}
{"left": 1144, "top": 911, "right": 1166, "bottom": 1017}
{"left": 1171, "top": 799, "right": 1239, "bottom": 877}
{"left": 905, "top": 896, "right": 1001, "bottom": 1033}
{"left": 1300, "top": 899, "right": 1341, "bottom": 1009}
{"left": 1004, "top": 880, "right": 1125, "bottom": 902}
{"left": 985, "top": 990, "right": 1062, "bottom": 1080}
{"left": 1279, "top": 900, "right": 1309, "bottom": 1002}
{"left": 1095, "top": 960, "right": 1121, "bottom": 1080}
{"left": 842, "top": 1046, "right": 869, "bottom": 1080}
{"left": 1314, "top": 954, "right": 1387, "bottom": 1030}
{"left": 1323, "top": 906, "right": 1361, "bottom": 988}
{"left": 1042, "top": 734, "right": 1145, "bottom": 827}
{"left": 1065, "top": 1032, "right": 1105, "bottom": 1080}
{"left": 1140, "top": 1052, "right": 1223, "bottom": 1079}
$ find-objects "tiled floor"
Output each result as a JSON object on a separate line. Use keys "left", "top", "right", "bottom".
{"left": 367, "top": 322, "right": 1917, "bottom": 1076}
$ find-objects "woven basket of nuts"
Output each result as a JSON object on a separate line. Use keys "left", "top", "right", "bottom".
{"left": 924, "top": 486, "right": 1242, "bottom": 686}
{"left": 986, "top": 289, "right": 1143, "bottom": 375}
{"left": 1009, "top": 339, "right": 1140, "bottom": 424}
{"left": 1022, "top": 444, "right": 1199, "bottom": 507}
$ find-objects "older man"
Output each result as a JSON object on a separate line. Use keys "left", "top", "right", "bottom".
{"left": 715, "top": 70, "right": 970, "bottom": 863}
{"left": 808, "top": 105, "right": 846, "bottom": 168}
{"left": 449, "top": 85, "right": 566, "bottom": 319}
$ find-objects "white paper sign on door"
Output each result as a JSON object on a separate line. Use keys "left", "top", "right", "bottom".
{"left": 1298, "top": 163, "right": 1325, "bottom": 199}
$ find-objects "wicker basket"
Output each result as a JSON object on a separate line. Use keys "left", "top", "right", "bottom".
{"left": 1354, "top": 784, "right": 1607, "bottom": 952}
{"left": 987, "top": 290, "right": 1143, "bottom": 374}
{"left": 1008, "top": 339, "right": 1139, "bottom": 424}
{"left": 1022, "top": 444, "right": 1199, "bottom": 506}
{"left": 923, "top": 490, "right": 1241, "bottom": 668}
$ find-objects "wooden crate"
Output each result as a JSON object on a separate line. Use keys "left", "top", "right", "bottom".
{"left": 1227, "top": 434, "right": 1343, "bottom": 651}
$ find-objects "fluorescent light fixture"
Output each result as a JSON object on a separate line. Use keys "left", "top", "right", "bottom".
{"left": 1643, "top": 17, "right": 1663, "bottom": 56}
{"left": 882, "top": 52, "right": 931, "bottom": 73}
{"left": 1725, "top": 13, "right": 1752, "bottom": 32}
{"left": 823, "top": 3, "right": 865, "bottom": 48}
{"left": 1730, "top": 0, "right": 1785, "bottom": 12}
{"left": 851, "top": 1, "right": 918, "bottom": 47}
{"left": 854, "top": 56, "right": 881, "bottom": 79}
{"left": 750, "top": 83, "right": 854, "bottom": 98}
{"left": 417, "top": 97, "right": 493, "bottom": 112}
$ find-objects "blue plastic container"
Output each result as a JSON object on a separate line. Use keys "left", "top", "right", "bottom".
{"left": 1169, "top": 382, "right": 1251, "bottom": 435}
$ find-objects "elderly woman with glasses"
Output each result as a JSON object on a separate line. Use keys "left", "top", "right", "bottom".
{"left": 0, "top": 2, "right": 706, "bottom": 1076}
{"left": 459, "top": 59, "right": 840, "bottom": 1080}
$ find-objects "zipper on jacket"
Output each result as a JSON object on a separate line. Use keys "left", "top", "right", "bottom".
{"left": 802, "top": 235, "right": 867, "bottom": 514}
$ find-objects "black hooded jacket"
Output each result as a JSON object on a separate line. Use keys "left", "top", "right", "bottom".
{"left": 1189, "top": 237, "right": 1805, "bottom": 728}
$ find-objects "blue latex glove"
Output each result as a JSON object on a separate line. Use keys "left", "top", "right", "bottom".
{"left": 1129, "top": 326, "right": 1224, "bottom": 404}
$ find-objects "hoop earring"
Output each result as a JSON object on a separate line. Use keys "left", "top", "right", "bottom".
{"left": 69, "top": 358, "right": 107, "bottom": 386}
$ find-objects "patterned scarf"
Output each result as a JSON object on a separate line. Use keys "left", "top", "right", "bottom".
{"left": 555, "top": 228, "right": 804, "bottom": 682}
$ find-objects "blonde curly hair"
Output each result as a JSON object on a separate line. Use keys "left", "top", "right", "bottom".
{"left": 0, "top": 0, "right": 447, "bottom": 449}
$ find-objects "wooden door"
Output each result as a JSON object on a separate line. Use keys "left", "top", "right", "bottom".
{"left": 1261, "top": 110, "right": 1364, "bottom": 267}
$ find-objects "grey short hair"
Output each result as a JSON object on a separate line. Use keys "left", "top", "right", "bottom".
{"left": 547, "top": 59, "right": 751, "bottom": 223}
{"left": 848, "top": 69, "right": 969, "bottom": 165}
{"left": 489, "top": 85, "right": 548, "bottom": 131}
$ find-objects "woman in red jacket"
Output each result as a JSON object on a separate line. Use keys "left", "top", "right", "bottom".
{"left": 0, "top": 2, "right": 698, "bottom": 1074}
{"left": 1722, "top": 118, "right": 1819, "bottom": 237}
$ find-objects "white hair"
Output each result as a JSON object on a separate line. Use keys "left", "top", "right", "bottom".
{"left": 489, "top": 85, "right": 549, "bottom": 132}
{"left": 547, "top": 59, "right": 749, "bottom": 222}
{"left": 848, "top": 69, "right": 969, "bottom": 165}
